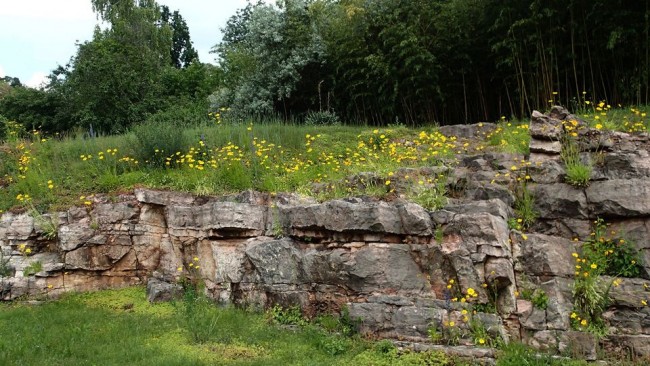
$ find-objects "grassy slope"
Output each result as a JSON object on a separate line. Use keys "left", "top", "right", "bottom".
{"left": 1, "top": 104, "right": 647, "bottom": 214}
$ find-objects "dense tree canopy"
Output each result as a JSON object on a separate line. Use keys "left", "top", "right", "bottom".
{"left": 1, "top": 0, "right": 648, "bottom": 134}
{"left": 0, "top": 0, "right": 213, "bottom": 134}
{"left": 215, "top": 0, "right": 650, "bottom": 125}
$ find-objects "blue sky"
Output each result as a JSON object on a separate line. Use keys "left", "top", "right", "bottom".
{"left": 0, "top": 0, "right": 270, "bottom": 87}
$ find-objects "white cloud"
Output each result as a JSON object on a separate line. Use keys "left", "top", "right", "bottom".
{"left": 0, "top": 65, "right": 5, "bottom": 78}
{"left": 0, "top": 0, "right": 95, "bottom": 21}
{"left": 25, "top": 72, "right": 48, "bottom": 89}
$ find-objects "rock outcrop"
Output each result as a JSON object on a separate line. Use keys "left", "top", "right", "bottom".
{"left": 1, "top": 106, "right": 650, "bottom": 359}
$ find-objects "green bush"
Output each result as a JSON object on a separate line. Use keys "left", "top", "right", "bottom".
{"left": 581, "top": 218, "right": 642, "bottom": 278}
{"left": 521, "top": 288, "right": 549, "bottom": 310}
{"left": 305, "top": 110, "right": 341, "bottom": 126}
{"left": 146, "top": 103, "right": 208, "bottom": 128}
{"left": 0, "top": 114, "right": 7, "bottom": 142}
{"left": 267, "top": 304, "right": 308, "bottom": 327}
{"left": 567, "top": 218, "right": 642, "bottom": 336}
{"left": 132, "top": 118, "right": 189, "bottom": 167}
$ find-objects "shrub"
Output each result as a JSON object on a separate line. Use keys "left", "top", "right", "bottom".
{"left": 496, "top": 343, "right": 589, "bottom": 366}
{"left": 147, "top": 103, "right": 208, "bottom": 128}
{"left": 351, "top": 341, "right": 452, "bottom": 366}
{"left": 581, "top": 218, "right": 642, "bottom": 278}
{"left": 0, "top": 114, "right": 7, "bottom": 142}
{"left": 567, "top": 218, "right": 642, "bottom": 336}
{"left": 304, "top": 110, "right": 341, "bottom": 126}
{"left": 132, "top": 118, "right": 188, "bottom": 167}
{"left": 267, "top": 304, "right": 308, "bottom": 327}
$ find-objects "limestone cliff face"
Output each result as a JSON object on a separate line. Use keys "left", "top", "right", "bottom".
{"left": 2, "top": 107, "right": 650, "bottom": 358}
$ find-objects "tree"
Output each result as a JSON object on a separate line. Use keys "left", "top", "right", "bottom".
{"left": 56, "top": 0, "right": 173, "bottom": 132}
{"left": 161, "top": 5, "right": 199, "bottom": 68}
{"left": 213, "top": 0, "right": 328, "bottom": 119}
{"left": 0, "top": 86, "right": 70, "bottom": 132}
{"left": 2, "top": 76, "right": 22, "bottom": 88}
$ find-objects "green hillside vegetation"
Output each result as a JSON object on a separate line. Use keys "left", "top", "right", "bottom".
{"left": 0, "top": 103, "right": 648, "bottom": 213}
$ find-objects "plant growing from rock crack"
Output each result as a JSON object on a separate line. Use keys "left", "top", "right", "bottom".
{"left": 32, "top": 209, "right": 58, "bottom": 240}
{"left": 560, "top": 129, "right": 592, "bottom": 188}
{"left": 23, "top": 260, "right": 43, "bottom": 276}
{"left": 581, "top": 218, "right": 642, "bottom": 278}
{"left": 568, "top": 218, "right": 642, "bottom": 336}
{"left": 513, "top": 180, "right": 537, "bottom": 230}
{"left": 270, "top": 205, "right": 285, "bottom": 238}
{"left": 0, "top": 250, "right": 13, "bottom": 277}
{"left": 468, "top": 315, "right": 502, "bottom": 348}
{"left": 520, "top": 288, "right": 549, "bottom": 310}
{"left": 430, "top": 278, "right": 503, "bottom": 347}
{"left": 407, "top": 174, "right": 447, "bottom": 210}
{"left": 433, "top": 225, "right": 444, "bottom": 244}
{"left": 473, "top": 279, "right": 498, "bottom": 314}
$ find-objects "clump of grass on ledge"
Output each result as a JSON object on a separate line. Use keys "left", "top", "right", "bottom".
{"left": 485, "top": 119, "right": 530, "bottom": 155}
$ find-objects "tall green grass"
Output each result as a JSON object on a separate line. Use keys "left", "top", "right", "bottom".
{"left": 0, "top": 287, "right": 454, "bottom": 366}
{"left": 0, "top": 119, "right": 450, "bottom": 212}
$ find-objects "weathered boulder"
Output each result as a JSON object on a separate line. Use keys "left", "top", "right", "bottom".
{"left": 514, "top": 234, "right": 576, "bottom": 278}
{"left": 92, "top": 202, "right": 139, "bottom": 225}
{"left": 200, "top": 202, "right": 267, "bottom": 237}
{"left": 528, "top": 160, "right": 565, "bottom": 184}
{"left": 146, "top": 277, "right": 183, "bottom": 303}
{"left": 345, "top": 244, "right": 429, "bottom": 293}
{"left": 58, "top": 219, "right": 95, "bottom": 252}
{"left": 558, "top": 331, "right": 598, "bottom": 361}
{"left": 533, "top": 184, "right": 588, "bottom": 219}
{"left": 530, "top": 140, "right": 562, "bottom": 154}
{"left": 439, "top": 123, "right": 497, "bottom": 139}
{"left": 607, "top": 335, "right": 650, "bottom": 358}
{"left": 444, "top": 199, "right": 512, "bottom": 221}
{"left": 65, "top": 235, "right": 133, "bottom": 271}
{"left": 586, "top": 179, "right": 650, "bottom": 217}
{"left": 280, "top": 200, "right": 407, "bottom": 236}
{"left": 396, "top": 202, "right": 434, "bottom": 236}
{"left": 135, "top": 188, "right": 197, "bottom": 206}
{"left": 530, "top": 110, "right": 563, "bottom": 141}
{"left": 597, "top": 151, "right": 650, "bottom": 179}
{"left": 0, "top": 213, "right": 34, "bottom": 241}
{"left": 244, "top": 238, "right": 303, "bottom": 285}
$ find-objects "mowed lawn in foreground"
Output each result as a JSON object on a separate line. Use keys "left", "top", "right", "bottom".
{"left": 0, "top": 287, "right": 460, "bottom": 366}
{"left": 0, "top": 287, "right": 358, "bottom": 366}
